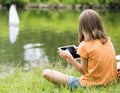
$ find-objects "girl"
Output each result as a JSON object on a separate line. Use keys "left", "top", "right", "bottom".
{"left": 42, "top": 9, "right": 117, "bottom": 88}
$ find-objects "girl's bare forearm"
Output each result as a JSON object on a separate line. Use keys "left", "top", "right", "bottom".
{"left": 68, "top": 58, "right": 86, "bottom": 75}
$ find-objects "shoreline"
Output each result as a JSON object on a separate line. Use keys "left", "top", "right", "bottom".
{"left": 0, "top": 3, "right": 120, "bottom": 10}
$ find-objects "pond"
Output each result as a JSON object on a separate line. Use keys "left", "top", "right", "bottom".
{"left": 0, "top": 9, "right": 120, "bottom": 70}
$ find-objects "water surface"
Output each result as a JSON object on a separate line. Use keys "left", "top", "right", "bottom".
{"left": 0, "top": 9, "right": 120, "bottom": 68}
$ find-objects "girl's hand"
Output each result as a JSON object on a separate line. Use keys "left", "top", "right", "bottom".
{"left": 57, "top": 48, "right": 73, "bottom": 62}
{"left": 75, "top": 47, "right": 78, "bottom": 51}
{"left": 117, "top": 71, "right": 120, "bottom": 77}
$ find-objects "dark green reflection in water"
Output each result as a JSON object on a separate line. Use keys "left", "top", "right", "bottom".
{"left": 0, "top": 9, "right": 120, "bottom": 66}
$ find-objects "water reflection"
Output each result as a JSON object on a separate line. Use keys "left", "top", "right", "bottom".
{"left": 9, "top": 25, "right": 19, "bottom": 44}
{"left": 23, "top": 43, "right": 48, "bottom": 70}
{"left": 116, "top": 55, "right": 120, "bottom": 61}
{"left": 9, "top": 4, "right": 20, "bottom": 44}
{"left": 0, "top": 9, "right": 120, "bottom": 68}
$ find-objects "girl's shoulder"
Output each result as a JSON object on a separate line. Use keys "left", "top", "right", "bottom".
{"left": 78, "top": 41, "right": 92, "bottom": 50}
{"left": 79, "top": 39, "right": 108, "bottom": 48}
{"left": 80, "top": 40, "right": 99, "bottom": 45}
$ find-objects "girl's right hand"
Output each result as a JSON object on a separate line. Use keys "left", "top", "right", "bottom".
{"left": 57, "top": 48, "right": 73, "bottom": 62}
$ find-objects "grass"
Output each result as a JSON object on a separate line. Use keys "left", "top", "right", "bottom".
{"left": 0, "top": 62, "right": 120, "bottom": 93}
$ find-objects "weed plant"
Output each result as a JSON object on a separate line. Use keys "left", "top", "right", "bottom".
{"left": 0, "top": 59, "right": 120, "bottom": 93}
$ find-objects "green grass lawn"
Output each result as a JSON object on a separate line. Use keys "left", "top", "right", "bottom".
{"left": 0, "top": 64, "right": 120, "bottom": 93}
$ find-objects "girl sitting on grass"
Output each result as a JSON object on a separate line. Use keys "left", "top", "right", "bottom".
{"left": 42, "top": 9, "right": 117, "bottom": 88}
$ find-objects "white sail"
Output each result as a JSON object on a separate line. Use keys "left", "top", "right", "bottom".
{"left": 9, "top": 4, "right": 20, "bottom": 44}
{"left": 9, "top": 4, "right": 20, "bottom": 25}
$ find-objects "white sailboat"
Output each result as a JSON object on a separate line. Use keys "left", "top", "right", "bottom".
{"left": 9, "top": 4, "right": 20, "bottom": 44}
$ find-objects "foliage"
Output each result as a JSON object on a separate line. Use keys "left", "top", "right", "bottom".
{"left": 0, "top": 0, "right": 27, "bottom": 4}
{"left": 0, "top": 0, "right": 120, "bottom": 4}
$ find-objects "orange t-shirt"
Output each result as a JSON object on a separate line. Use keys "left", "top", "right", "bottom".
{"left": 77, "top": 39, "right": 117, "bottom": 87}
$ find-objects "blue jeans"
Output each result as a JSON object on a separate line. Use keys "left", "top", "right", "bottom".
{"left": 67, "top": 76, "right": 81, "bottom": 88}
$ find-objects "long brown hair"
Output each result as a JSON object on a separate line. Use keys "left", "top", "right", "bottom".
{"left": 78, "top": 9, "right": 108, "bottom": 44}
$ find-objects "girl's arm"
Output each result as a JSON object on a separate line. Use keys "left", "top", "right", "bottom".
{"left": 67, "top": 55, "right": 88, "bottom": 75}
{"left": 58, "top": 49, "right": 88, "bottom": 75}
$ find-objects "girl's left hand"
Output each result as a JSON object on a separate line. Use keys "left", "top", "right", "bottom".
{"left": 58, "top": 48, "right": 73, "bottom": 61}
{"left": 117, "top": 71, "right": 120, "bottom": 76}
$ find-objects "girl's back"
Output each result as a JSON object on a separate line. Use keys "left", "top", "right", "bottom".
{"left": 77, "top": 39, "right": 117, "bottom": 86}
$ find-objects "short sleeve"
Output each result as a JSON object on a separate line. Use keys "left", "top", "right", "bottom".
{"left": 77, "top": 41, "right": 88, "bottom": 59}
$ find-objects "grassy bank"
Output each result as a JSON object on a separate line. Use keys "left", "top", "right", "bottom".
{"left": 0, "top": 63, "right": 120, "bottom": 93}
